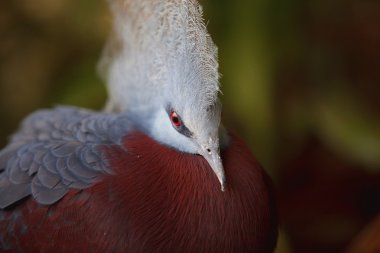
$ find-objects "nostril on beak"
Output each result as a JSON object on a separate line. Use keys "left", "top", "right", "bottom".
{"left": 206, "top": 148, "right": 211, "bottom": 153}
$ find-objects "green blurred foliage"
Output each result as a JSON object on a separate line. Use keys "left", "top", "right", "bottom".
{"left": 1, "top": 0, "right": 380, "bottom": 252}
{"left": 0, "top": 0, "right": 108, "bottom": 145}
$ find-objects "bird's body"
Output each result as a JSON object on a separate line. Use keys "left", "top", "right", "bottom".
{"left": 0, "top": 0, "right": 278, "bottom": 252}
{"left": 0, "top": 125, "right": 276, "bottom": 253}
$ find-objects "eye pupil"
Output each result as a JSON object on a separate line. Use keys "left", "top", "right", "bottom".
{"left": 170, "top": 111, "right": 181, "bottom": 127}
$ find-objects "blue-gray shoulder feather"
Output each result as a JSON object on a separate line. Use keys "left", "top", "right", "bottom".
{"left": 0, "top": 106, "right": 130, "bottom": 208}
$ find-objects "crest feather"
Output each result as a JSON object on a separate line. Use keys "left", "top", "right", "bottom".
{"left": 101, "top": 0, "right": 220, "bottom": 112}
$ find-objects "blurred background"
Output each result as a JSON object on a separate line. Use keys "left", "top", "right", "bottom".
{"left": 0, "top": 0, "right": 379, "bottom": 252}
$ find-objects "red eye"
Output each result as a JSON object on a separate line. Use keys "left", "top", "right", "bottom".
{"left": 170, "top": 111, "right": 181, "bottom": 128}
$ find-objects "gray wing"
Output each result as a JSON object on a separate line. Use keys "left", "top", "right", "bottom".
{"left": 0, "top": 106, "right": 130, "bottom": 208}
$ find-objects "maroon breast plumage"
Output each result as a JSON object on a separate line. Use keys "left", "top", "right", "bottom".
{"left": 0, "top": 132, "right": 277, "bottom": 253}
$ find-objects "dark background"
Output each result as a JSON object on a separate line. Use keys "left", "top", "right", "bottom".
{"left": 1, "top": 0, "right": 380, "bottom": 252}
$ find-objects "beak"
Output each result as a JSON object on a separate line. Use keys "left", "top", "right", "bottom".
{"left": 199, "top": 147, "right": 226, "bottom": 191}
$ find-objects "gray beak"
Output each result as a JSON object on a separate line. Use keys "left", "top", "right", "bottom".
{"left": 199, "top": 147, "right": 226, "bottom": 191}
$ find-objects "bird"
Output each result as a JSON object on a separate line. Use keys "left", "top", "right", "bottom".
{"left": 0, "top": 0, "right": 278, "bottom": 252}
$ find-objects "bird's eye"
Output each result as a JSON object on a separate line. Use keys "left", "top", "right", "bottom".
{"left": 170, "top": 111, "right": 181, "bottom": 128}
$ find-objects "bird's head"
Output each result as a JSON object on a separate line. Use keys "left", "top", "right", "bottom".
{"left": 101, "top": 0, "right": 226, "bottom": 190}
{"left": 149, "top": 92, "right": 226, "bottom": 190}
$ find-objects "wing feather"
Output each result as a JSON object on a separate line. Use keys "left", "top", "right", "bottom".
{"left": 0, "top": 106, "right": 130, "bottom": 208}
